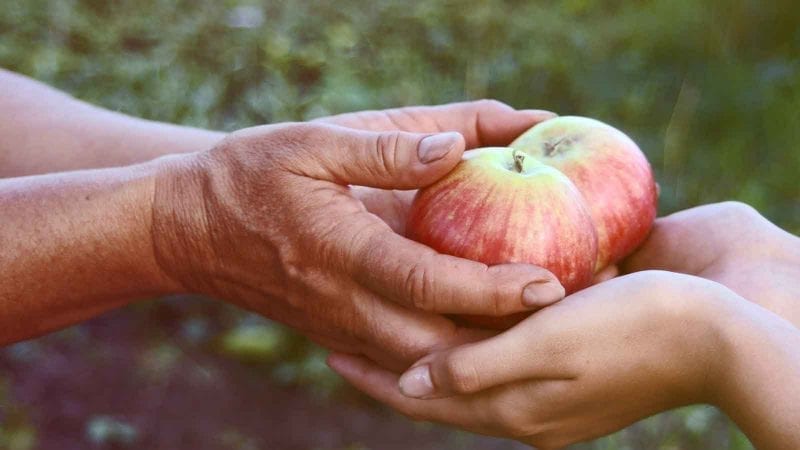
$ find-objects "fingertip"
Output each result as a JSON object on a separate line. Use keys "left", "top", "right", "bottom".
{"left": 326, "top": 352, "right": 363, "bottom": 377}
{"left": 522, "top": 279, "right": 566, "bottom": 308}
{"left": 477, "top": 108, "right": 558, "bottom": 146}
{"left": 492, "top": 264, "right": 564, "bottom": 310}
{"left": 417, "top": 131, "right": 465, "bottom": 164}
{"left": 518, "top": 109, "right": 559, "bottom": 121}
{"left": 398, "top": 364, "right": 435, "bottom": 398}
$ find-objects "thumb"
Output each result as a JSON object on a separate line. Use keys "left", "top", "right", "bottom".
{"left": 296, "top": 124, "right": 466, "bottom": 189}
{"left": 397, "top": 328, "right": 539, "bottom": 399}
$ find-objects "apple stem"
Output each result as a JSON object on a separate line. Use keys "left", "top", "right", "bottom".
{"left": 544, "top": 137, "right": 566, "bottom": 156}
{"left": 512, "top": 149, "right": 525, "bottom": 173}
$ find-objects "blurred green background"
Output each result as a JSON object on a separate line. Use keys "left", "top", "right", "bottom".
{"left": 1, "top": 0, "right": 798, "bottom": 449}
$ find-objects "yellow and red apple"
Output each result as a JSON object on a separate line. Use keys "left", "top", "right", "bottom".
{"left": 510, "top": 116, "right": 657, "bottom": 270}
{"left": 407, "top": 116, "right": 657, "bottom": 313}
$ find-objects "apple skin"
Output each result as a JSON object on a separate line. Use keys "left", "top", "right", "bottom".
{"left": 406, "top": 147, "right": 599, "bottom": 296}
{"left": 511, "top": 116, "right": 658, "bottom": 269}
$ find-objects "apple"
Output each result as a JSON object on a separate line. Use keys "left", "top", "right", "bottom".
{"left": 406, "top": 117, "right": 657, "bottom": 326}
{"left": 510, "top": 116, "right": 657, "bottom": 269}
{"left": 407, "top": 147, "right": 599, "bottom": 295}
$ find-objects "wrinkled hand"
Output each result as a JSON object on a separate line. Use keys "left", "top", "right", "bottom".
{"left": 150, "top": 101, "right": 564, "bottom": 370}
{"left": 328, "top": 271, "right": 743, "bottom": 449}
{"left": 623, "top": 201, "right": 800, "bottom": 326}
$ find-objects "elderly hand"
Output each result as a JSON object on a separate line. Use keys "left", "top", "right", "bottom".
{"left": 150, "top": 101, "right": 564, "bottom": 370}
{"left": 623, "top": 201, "right": 800, "bottom": 327}
{"left": 328, "top": 270, "right": 800, "bottom": 449}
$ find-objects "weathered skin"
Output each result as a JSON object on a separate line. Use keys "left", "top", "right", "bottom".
{"left": 511, "top": 116, "right": 658, "bottom": 269}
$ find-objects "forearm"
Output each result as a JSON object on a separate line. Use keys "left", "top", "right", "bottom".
{"left": 0, "top": 161, "right": 180, "bottom": 344}
{"left": 0, "top": 69, "right": 225, "bottom": 177}
{"left": 716, "top": 301, "right": 800, "bottom": 450}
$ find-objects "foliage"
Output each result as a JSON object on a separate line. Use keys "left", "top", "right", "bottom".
{"left": 2, "top": 0, "right": 799, "bottom": 448}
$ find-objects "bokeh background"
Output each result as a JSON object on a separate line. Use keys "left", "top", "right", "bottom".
{"left": 1, "top": 0, "right": 798, "bottom": 448}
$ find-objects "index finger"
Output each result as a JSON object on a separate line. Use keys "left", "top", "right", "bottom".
{"left": 348, "top": 228, "right": 565, "bottom": 316}
{"left": 326, "top": 352, "right": 490, "bottom": 430}
{"left": 315, "top": 100, "right": 557, "bottom": 148}
{"left": 347, "top": 285, "right": 494, "bottom": 371}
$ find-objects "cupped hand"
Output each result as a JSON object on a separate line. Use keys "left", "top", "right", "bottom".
{"left": 327, "top": 271, "right": 742, "bottom": 449}
{"left": 150, "top": 101, "right": 563, "bottom": 370}
{"left": 623, "top": 201, "right": 800, "bottom": 326}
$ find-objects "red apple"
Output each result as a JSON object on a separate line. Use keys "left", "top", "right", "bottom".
{"left": 407, "top": 147, "right": 599, "bottom": 295}
{"left": 510, "top": 116, "right": 657, "bottom": 269}
{"left": 406, "top": 117, "right": 657, "bottom": 328}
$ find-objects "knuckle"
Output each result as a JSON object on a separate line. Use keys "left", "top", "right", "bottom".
{"left": 283, "top": 122, "right": 324, "bottom": 138}
{"left": 404, "top": 260, "right": 435, "bottom": 311}
{"left": 274, "top": 122, "right": 329, "bottom": 153}
{"left": 502, "top": 417, "right": 537, "bottom": 439}
{"left": 488, "top": 392, "right": 543, "bottom": 438}
{"left": 488, "top": 269, "right": 519, "bottom": 316}
{"left": 710, "top": 201, "right": 769, "bottom": 253}
{"left": 487, "top": 284, "right": 506, "bottom": 316}
{"left": 716, "top": 201, "right": 760, "bottom": 222}
{"left": 373, "top": 132, "right": 402, "bottom": 175}
{"left": 441, "top": 353, "right": 482, "bottom": 394}
{"left": 474, "top": 99, "right": 512, "bottom": 112}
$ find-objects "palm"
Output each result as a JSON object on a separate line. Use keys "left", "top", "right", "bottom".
{"left": 350, "top": 186, "right": 415, "bottom": 234}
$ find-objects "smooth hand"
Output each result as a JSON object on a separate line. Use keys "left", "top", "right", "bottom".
{"left": 327, "top": 271, "right": 800, "bottom": 449}
{"left": 150, "top": 102, "right": 564, "bottom": 370}
{"left": 623, "top": 202, "right": 800, "bottom": 326}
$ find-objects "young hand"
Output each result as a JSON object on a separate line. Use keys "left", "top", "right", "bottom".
{"left": 623, "top": 201, "right": 800, "bottom": 326}
{"left": 328, "top": 271, "right": 745, "bottom": 448}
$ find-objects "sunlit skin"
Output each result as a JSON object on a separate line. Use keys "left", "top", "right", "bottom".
{"left": 1, "top": 69, "right": 570, "bottom": 371}
{"left": 511, "top": 116, "right": 658, "bottom": 269}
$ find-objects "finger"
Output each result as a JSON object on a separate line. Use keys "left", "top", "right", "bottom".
{"left": 326, "top": 352, "right": 481, "bottom": 428}
{"left": 316, "top": 100, "right": 558, "bottom": 148}
{"left": 285, "top": 123, "right": 466, "bottom": 190}
{"left": 350, "top": 229, "right": 565, "bottom": 316}
{"left": 348, "top": 285, "right": 494, "bottom": 371}
{"left": 621, "top": 213, "right": 710, "bottom": 275}
{"left": 622, "top": 202, "right": 766, "bottom": 275}
{"left": 396, "top": 332, "right": 532, "bottom": 398}
{"left": 395, "top": 310, "right": 577, "bottom": 398}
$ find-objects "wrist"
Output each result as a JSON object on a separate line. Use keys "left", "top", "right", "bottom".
{"left": 660, "top": 278, "right": 748, "bottom": 406}
{"left": 148, "top": 151, "right": 217, "bottom": 296}
{"left": 113, "top": 160, "right": 187, "bottom": 297}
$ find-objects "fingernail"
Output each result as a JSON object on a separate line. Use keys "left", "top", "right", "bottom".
{"left": 522, "top": 280, "right": 566, "bottom": 307}
{"left": 418, "top": 132, "right": 460, "bottom": 164}
{"left": 398, "top": 364, "right": 434, "bottom": 398}
{"left": 520, "top": 109, "right": 559, "bottom": 120}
